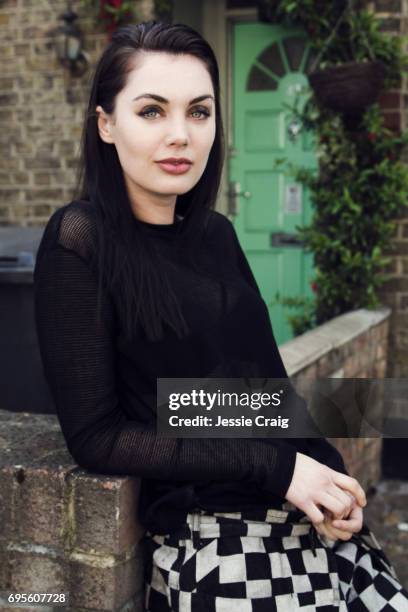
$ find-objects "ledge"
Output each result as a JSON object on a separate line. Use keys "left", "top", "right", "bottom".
{"left": 279, "top": 307, "right": 391, "bottom": 376}
{"left": 0, "top": 411, "right": 144, "bottom": 612}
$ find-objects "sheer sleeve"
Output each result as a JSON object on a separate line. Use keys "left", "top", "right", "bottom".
{"left": 223, "top": 215, "right": 349, "bottom": 476}
{"left": 33, "top": 205, "right": 297, "bottom": 499}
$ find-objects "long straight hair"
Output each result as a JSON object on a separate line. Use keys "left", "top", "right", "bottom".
{"left": 73, "top": 21, "right": 225, "bottom": 342}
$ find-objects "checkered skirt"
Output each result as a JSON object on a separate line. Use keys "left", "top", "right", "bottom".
{"left": 142, "top": 502, "right": 408, "bottom": 611}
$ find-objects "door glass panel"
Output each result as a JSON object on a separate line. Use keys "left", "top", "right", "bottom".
{"left": 246, "top": 37, "right": 313, "bottom": 91}
{"left": 247, "top": 65, "right": 278, "bottom": 91}
{"left": 258, "top": 42, "right": 285, "bottom": 78}
{"left": 282, "top": 36, "right": 306, "bottom": 72}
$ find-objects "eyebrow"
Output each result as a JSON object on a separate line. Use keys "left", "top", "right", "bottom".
{"left": 132, "top": 93, "right": 214, "bottom": 104}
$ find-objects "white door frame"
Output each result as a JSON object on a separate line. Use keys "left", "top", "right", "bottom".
{"left": 202, "top": 1, "right": 259, "bottom": 215}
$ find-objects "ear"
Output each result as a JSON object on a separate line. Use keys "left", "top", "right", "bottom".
{"left": 96, "top": 105, "right": 115, "bottom": 144}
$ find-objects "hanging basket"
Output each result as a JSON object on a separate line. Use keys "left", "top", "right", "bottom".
{"left": 307, "top": 60, "right": 386, "bottom": 114}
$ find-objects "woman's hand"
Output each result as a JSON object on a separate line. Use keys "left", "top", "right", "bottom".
{"left": 285, "top": 452, "right": 367, "bottom": 524}
{"left": 314, "top": 504, "right": 364, "bottom": 542}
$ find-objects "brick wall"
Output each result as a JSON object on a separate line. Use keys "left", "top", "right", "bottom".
{"left": 374, "top": 0, "right": 408, "bottom": 377}
{"left": 0, "top": 420, "right": 145, "bottom": 611}
{"left": 281, "top": 307, "right": 391, "bottom": 492}
{"left": 0, "top": 0, "right": 154, "bottom": 226}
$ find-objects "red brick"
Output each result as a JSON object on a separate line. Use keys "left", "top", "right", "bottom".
{"left": 399, "top": 294, "right": 408, "bottom": 309}
{"left": 8, "top": 550, "right": 66, "bottom": 593}
{"left": 67, "top": 549, "right": 143, "bottom": 611}
{"left": 378, "top": 91, "right": 401, "bottom": 109}
{"left": 14, "top": 468, "right": 66, "bottom": 548}
{"left": 0, "top": 468, "right": 17, "bottom": 545}
{"left": 71, "top": 471, "right": 143, "bottom": 557}
{"left": 382, "top": 111, "right": 401, "bottom": 132}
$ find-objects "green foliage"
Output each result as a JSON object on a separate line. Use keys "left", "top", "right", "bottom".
{"left": 263, "top": 0, "right": 408, "bottom": 86}
{"left": 277, "top": 99, "right": 408, "bottom": 329}
{"left": 264, "top": 1, "right": 408, "bottom": 335}
{"left": 272, "top": 292, "right": 317, "bottom": 336}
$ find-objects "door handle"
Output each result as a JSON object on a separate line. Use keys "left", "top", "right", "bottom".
{"left": 227, "top": 181, "right": 252, "bottom": 217}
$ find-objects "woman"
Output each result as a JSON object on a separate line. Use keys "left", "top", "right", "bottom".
{"left": 34, "top": 21, "right": 407, "bottom": 611}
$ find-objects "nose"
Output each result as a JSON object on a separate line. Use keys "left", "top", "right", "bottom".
{"left": 165, "top": 116, "right": 189, "bottom": 146}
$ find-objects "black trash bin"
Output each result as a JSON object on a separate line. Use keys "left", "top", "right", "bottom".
{"left": 0, "top": 226, "right": 55, "bottom": 414}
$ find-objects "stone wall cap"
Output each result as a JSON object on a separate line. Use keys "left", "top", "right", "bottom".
{"left": 280, "top": 307, "right": 391, "bottom": 376}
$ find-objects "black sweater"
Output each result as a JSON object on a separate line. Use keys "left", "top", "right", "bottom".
{"left": 33, "top": 199, "right": 348, "bottom": 534}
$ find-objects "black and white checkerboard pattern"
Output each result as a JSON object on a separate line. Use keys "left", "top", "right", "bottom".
{"left": 143, "top": 506, "right": 408, "bottom": 611}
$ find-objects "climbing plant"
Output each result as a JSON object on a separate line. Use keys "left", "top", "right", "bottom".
{"left": 266, "top": 0, "right": 408, "bottom": 335}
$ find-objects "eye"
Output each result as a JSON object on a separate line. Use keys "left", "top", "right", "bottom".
{"left": 138, "top": 105, "right": 212, "bottom": 120}
{"left": 139, "top": 106, "right": 162, "bottom": 119}
{"left": 191, "top": 106, "right": 211, "bottom": 119}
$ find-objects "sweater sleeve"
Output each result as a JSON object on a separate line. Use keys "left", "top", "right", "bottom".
{"left": 223, "top": 215, "right": 349, "bottom": 476}
{"left": 33, "top": 207, "right": 297, "bottom": 499}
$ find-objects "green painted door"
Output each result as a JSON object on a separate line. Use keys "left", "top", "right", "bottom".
{"left": 230, "top": 22, "right": 318, "bottom": 345}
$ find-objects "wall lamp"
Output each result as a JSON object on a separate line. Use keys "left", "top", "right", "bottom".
{"left": 55, "top": 1, "right": 89, "bottom": 77}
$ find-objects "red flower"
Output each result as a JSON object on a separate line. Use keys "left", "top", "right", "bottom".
{"left": 367, "top": 132, "right": 377, "bottom": 142}
{"left": 310, "top": 281, "right": 318, "bottom": 293}
{"left": 100, "top": 1, "right": 123, "bottom": 16}
{"left": 99, "top": 0, "right": 128, "bottom": 37}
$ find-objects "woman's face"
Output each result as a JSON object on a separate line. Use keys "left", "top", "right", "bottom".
{"left": 96, "top": 51, "right": 217, "bottom": 219}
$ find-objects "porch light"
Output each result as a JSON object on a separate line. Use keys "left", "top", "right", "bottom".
{"left": 55, "top": 1, "right": 89, "bottom": 77}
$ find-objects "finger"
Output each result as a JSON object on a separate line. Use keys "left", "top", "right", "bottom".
{"left": 320, "top": 510, "right": 351, "bottom": 536}
{"left": 328, "top": 486, "right": 355, "bottom": 517}
{"left": 314, "top": 522, "right": 327, "bottom": 536}
{"left": 314, "top": 520, "right": 352, "bottom": 542}
{"left": 332, "top": 506, "right": 363, "bottom": 533}
{"left": 314, "top": 522, "right": 336, "bottom": 541}
{"left": 331, "top": 517, "right": 362, "bottom": 533}
{"left": 332, "top": 473, "right": 367, "bottom": 507}
{"left": 317, "top": 492, "right": 350, "bottom": 519}
{"left": 344, "top": 504, "right": 363, "bottom": 521}
{"left": 344, "top": 491, "right": 357, "bottom": 507}
{"left": 322, "top": 512, "right": 355, "bottom": 540}
{"left": 328, "top": 527, "right": 353, "bottom": 541}
{"left": 336, "top": 487, "right": 356, "bottom": 504}
{"left": 307, "top": 503, "right": 325, "bottom": 524}
{"left": 325, "top": 522, "right": 353, "bottom": 540}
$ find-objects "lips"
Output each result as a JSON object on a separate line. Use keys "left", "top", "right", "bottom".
{"left": 156, "top": 161, "right": 192, "bottom": 175}
{"left": 157, "top": 158, "right": 192, "bottom": 164}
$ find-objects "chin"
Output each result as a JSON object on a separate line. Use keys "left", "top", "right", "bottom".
{"left": 160, "top": 181, "right": 196, "bottom": 194}
{"left": 151, "top": 186, "right": 192, "bottom": 198}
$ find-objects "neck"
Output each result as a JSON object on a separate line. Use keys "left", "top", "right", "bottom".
{"left": 125, "top": 176, "right": 177, "bottom": 225}
{"left": 133, "top": 207, "right": 176, "bottom": 224}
